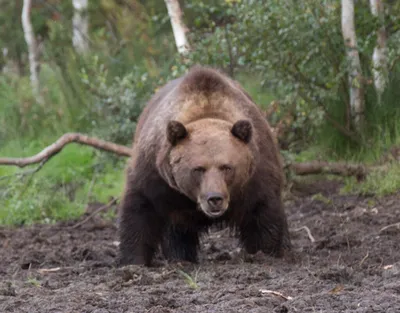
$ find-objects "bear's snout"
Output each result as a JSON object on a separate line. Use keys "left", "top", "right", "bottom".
{"left": 207, "top": 192, "right": 224, "bottom": 209}
{"left": 199, "top": 192, "right": 229, "bottom": 218}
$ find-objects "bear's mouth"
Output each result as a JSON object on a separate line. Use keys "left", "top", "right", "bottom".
{"left": 197, "top": 199, "right": 229, "bottom": 219}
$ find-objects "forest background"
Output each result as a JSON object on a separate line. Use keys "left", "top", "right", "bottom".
{"left": 0, "top": 0, "right": 399, "bottom": 225}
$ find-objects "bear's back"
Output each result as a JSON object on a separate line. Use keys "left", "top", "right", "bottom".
{"left": 134, "top": 66, "right": 268, "bottom": 151}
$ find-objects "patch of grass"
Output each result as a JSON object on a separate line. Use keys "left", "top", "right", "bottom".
{"left": 76, "top": 164, "right": 125, "bottom": 204}
{"left": 176, "top": 269, "right": 200, "bottom": 289}
{"left": 26, "top": 277, "right": 41, "bottom": 288}
{"left": 311, "top": 193, "right": 332, "bottom": 205}
{"left": 0, "top": 138, "right": 126, "bottom": 225}
{"left": 341, "top": 163, "right": 400, "bottom": 197}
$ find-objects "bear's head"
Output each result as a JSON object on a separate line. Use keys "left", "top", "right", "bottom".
{"left": 164, "top": 118, "right": 255, "bottom": 218}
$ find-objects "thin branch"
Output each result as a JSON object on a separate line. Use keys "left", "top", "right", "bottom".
{"left": 293, "top": 226, "right": 316, "bottom": 243}
{"left": 37, "top": 267, "right": 62, "bottom": 274}
{"left": 259, "top": 289, "right": 293, "bottom": 301}
{"left": 379, "top": 222, "right": 400, "bottom": 233}
{"left": 296, "top": 89, "right": 360, "bottom": 143}
{"left": 299, "top": 91, "right": 360, "bottom": 143}
{"left": 359, "top": 251, "right": 369, "bottom": 266}
{"left": 0, "top": 158, "right": 49, "bottom": 181}
{"left": 0, "top": 133, "right": 132, "bottom": 168}
{"left": 72, "top": 197, "right": 118, "bottom": 229}
{"left": 321, "top": 107, "right": 360, "bottom": 143}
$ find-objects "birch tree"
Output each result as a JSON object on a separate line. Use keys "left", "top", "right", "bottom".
{"left": 369, "top": 0, "right": 387, "bottom": 100}
{"left": 72, "top": 0, "right": 89, "bottom": 54}
{"left": 21, "top": 0, "right": 41, "bottom": 102}
{"left": 341, "top": 0, "right": 365, "bottom": 132}
{"left": 164, "top": 0, "right": 190, "bottom": 54}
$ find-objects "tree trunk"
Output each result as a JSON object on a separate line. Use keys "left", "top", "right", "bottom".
{"left": 164, "top": 0, "right": 190, "bottom": 54}
{"left": 72, "top": 0, "right": 89, "bottom": 54}
{"left": 21, "top": 0, "right": 41, "bottom": 103}
{"left": 341, "top": 0, "right": 365, "bottom": 133}
{"left": 369, "top": 0, "right": 387, "bottom": 101}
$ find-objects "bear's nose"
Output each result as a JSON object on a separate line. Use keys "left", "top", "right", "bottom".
{"left": 207, "top": 193, "right": 224, "bottom": 209}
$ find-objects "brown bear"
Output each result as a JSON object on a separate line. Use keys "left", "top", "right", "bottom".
{"left": 118, "top": 65, "right": 291, "bottom": 266}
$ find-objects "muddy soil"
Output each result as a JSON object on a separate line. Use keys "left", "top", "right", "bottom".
{"left": 1, "top": 180, "right": 399, "bottom": 313}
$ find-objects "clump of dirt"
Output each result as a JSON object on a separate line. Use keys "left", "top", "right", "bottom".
{"left": 0, "top": 180, "right": 399, "bottom": 313}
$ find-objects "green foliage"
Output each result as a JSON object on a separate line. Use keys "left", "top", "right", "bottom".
{"left": 1, "top": 0, "right": 400, "bottom": 226}
{"left": 177, "top": 269, "right": 200, "bottom": 289}
{"left": 79, "top": 57, "right": 158, "bottom": 145}
{"left": 0, "top": 1, "right": 25, "bottom": 74}
{"left": 0, "top": 141, "right": 125, "bottom": 225}
{"left": 180, "top": 0, "right": 400, "bottom": 157}
{"left": 341, "top": 163, "right": 400, "bottom": 197}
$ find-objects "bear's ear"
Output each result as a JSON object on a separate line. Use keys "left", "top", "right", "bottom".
{"left": 231, "top": 120, "right": 252, "bottom": 143}
{"left": 167, "top": 120, "right": 188, "bottom": 145}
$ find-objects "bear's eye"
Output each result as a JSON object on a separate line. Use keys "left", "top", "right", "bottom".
{"left": 192, "top": 166, "right": 206, "bottom": 174}
{"left": 220, "top": 165, "right": 233, "bottom": 173}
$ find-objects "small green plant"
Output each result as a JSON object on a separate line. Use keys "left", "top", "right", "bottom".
{"left": 311, "top": 193, "right": 332, "bottom": 205}
{"left": 26, "top": 277, "right": 41, "bottom": 288}
{"left": 177, "top": 269, "right": 199, "bottom": 290}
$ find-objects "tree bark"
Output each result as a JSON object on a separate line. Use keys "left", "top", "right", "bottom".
{"left": 341, "top": 0, "right": 365, "bottom": 132}
{"left": 164, "top": 0, "right": 190, "bottom": 54}
{"left": 72, "top": 0, "right": 90, "bottom": 54}
{"left": 21, "top": 0, "right": 42, "bottom": 102}
{"left": 369, "top": 0, "right": 387, "bottom": 100}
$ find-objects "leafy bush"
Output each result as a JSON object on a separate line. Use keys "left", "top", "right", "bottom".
{"left": 181, "top": 0, "right": 400, "bottom": 158}
{"left": 79, "top": 57, "right": 159, "bottom": 145}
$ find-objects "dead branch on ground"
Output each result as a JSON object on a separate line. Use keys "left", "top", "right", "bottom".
{"left": 259, "top": 289, "right": 293, "bottom": 301}
{"left": 0, "top": 133, "right": 369, "bottom": 180}
{"left": 293, "top": 226, "right": 316, "bottom": 243}
{"left": 379, "top": 222, "right": 400, "bottom": 233}
{"left": 287, "top": 161, "right": 367, "bottom": 181}
{"left": 72, "top": 197, "right": 118, "bottom": 229}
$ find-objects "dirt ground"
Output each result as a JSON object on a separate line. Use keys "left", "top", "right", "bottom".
{"left": 1, "top": 179, "right": 399, "bottom": 313}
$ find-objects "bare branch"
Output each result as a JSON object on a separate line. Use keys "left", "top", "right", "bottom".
{"left": 72, "top": 198, "right": 118, "bottom": 229}
{"left": 259, "top": 289, "right": 293, "bottom": 301}
{"left": 0, "top": 133, "right": 132, "bottom": 168}
{"left": 293, "top": 226, "right": 316, "bottom": 243}
{"left": 379, "top": 222, "right": 400, "bottom": 233}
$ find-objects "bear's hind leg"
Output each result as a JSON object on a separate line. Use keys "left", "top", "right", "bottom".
{"left": 118, "top": 191, "right": 165, "bottom": 266}
{"left": 161, "top": 226, "right": 200, "bottom": 263}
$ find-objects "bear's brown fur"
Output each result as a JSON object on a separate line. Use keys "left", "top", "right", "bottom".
{"left": 118, "top": 66, "right": 291, "bottom": 266}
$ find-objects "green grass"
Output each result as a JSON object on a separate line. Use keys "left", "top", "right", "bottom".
{"left": 0, "top": 138, "right": 126, "bottom": 225}
{"left": 341, "top": 163, "right": 400, "bottom": 197}
{"left": 177, "top": 269, "right": 200, "bottom": 289}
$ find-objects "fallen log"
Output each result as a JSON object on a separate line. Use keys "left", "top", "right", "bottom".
{"left": 287, "top": 161, "right": 367, "bottom": 181}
